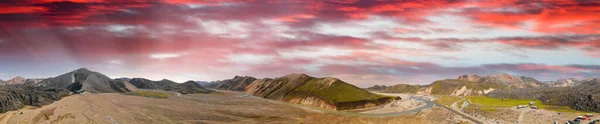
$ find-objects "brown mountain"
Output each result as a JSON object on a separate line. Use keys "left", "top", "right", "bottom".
{"left": 209, "top": 74, "right": 399, "bottom": 110}
{"left": 457, "top": 74, "right": 544, "bottom": 88}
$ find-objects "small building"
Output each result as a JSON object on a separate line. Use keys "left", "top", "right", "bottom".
{"left": 529, "top": 102, "right": 535, "bottom": 105}
{"left": 530, "top": 106, "right": 538, "bottom": 109}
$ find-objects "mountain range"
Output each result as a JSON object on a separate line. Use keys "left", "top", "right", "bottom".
{"left": 367, "top": 74, "right": 549, "bottom": 96}
{"left": 206, "top": 74, "right": 400, "bottom": 110}
{"left": 126, "top": 78, "right": 213, "bottom": 94}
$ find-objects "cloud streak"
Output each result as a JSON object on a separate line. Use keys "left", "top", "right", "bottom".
{"left": 0, "top": 0, "right": 598, "bottom": 85}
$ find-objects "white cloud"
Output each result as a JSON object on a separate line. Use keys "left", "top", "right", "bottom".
{"left": 108, "top": 60, "right": 123, "bottom": 65}
{"left": 278, "top": 47, "right": 353, "bottom": 59}
{"left": 316, "top": 16, "right": 401, "bottom": 38}
{"left": 150, "top": 52, "right": 190, "bottom": 60}
{"left": 195, "top": 19, "right": 250, "bottom": 38}
{"left": 225, "top": 54, "right": 275, "bottom": 65}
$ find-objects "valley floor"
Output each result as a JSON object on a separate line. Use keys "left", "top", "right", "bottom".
{"left": 0, "top": 90, "right": 474, "bottom": 124}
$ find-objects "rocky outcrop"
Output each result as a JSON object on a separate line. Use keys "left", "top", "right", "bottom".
{"left": 457, "top": 75, "right": 482, "bottom": 82}
{"left": 0, "top": 85, "right": 71, "bottom": 113}
{"left": 210, "top": 74, "right": 399, "bottom": 110}
{"left": 37, "top": 68, "right": 138, "bottom": 93}
{"left": 288, "top": 97, "right": 337, "bottom": 110}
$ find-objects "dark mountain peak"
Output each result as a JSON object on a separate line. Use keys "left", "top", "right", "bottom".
{"left": 183, "top": 80, "right": 198, "bottom": 84}
{"left": 160, "top": 79, "right": 175, "bottom": 82}
{"left": 74, "top": 68, "right": 92, "bottom": 73}
{"left": 233, "top": 75, "right": 255, "bottom": 79}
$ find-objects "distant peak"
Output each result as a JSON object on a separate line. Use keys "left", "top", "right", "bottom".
{"left": 11, "top": 76, "right": 24, "bottom": 80}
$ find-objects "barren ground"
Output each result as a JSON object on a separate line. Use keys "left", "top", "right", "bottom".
{"left": 0, "top": 90, "right": 475, "bottom": 124}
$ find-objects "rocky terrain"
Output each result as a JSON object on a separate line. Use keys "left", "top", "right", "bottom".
{"left": 37, "top": 68, "right": 138, "bottom": 93}
{"left": 487, "top": 78, "right": 600, "bottom": 112}
{"left": 127, "top": 78, "right": 214, "bottom": 94}
{"left": 0, "top": 85, "right": 70, "bottom": 113}
{"left": 209, "top": 74, "right": 400, "bottom": 110}
{"left": 0, "top": 80, "right": 5, "bottom": 85}
{"left": 367, "top": 74, "right": 543, "bottom": 96}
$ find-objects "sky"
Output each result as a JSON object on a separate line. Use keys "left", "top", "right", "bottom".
{"left": 0, "top": 0, "right": 599, "bottom": 87}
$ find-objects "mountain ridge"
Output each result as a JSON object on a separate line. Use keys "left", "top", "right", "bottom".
{"left": 37, "top": 68, "right": 138, "bottom": 93}
{"left": 208, "top": 73, "right": 400, "bottom": 110}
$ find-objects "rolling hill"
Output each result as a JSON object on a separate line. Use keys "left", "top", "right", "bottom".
{"left": 127, "top": 78, "right": 214, "bottom": 94}
{"left": 209, "top": 74, "right": 400, "bottom": 110}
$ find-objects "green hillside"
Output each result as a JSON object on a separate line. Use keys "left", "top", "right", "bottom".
{"left": 287, "top": 78, "right": 393, "bottom": 104}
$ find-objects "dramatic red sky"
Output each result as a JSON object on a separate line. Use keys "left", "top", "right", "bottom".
{"left": 1, "top": 0, "right": 599, "bottom": 87}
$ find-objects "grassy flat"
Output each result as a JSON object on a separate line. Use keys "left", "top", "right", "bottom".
{"left": 434, "top": 95, "right": 462, "bottom": 106}
{"left": 467, "top": 96, "right": 580, "bottom": 113}
{"left": 128, "top": 90, "right": 170, "bottom": 99}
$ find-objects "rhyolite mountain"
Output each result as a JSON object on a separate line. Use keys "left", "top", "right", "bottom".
{"left": 0, "top": 85, "right": 70, "bottom": 113}
{"left": 487, "top": 78, "right": 600, "bottom": 112}
{"left": 0, "top": 77, "right": 46, "bottom": 85}
{"left": 209, "top": 74, "right": 400, "bottom": 110}
{"left": 457, "top": 74, "right": 544, "bottom": 88}
{"left": 367, "top": 74, "right": 543, "bottom": 96}
{"left": 126, "top": 78, "right": 213, "bottom": 94}
{"left": 542, "top": 78, "right": 580, "bottom": 87}
{"left": 6, "top": 76, "right": 26, "bottom": 85}
{"left": 37, "top": 68, "right": 138, "bottom": 93}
